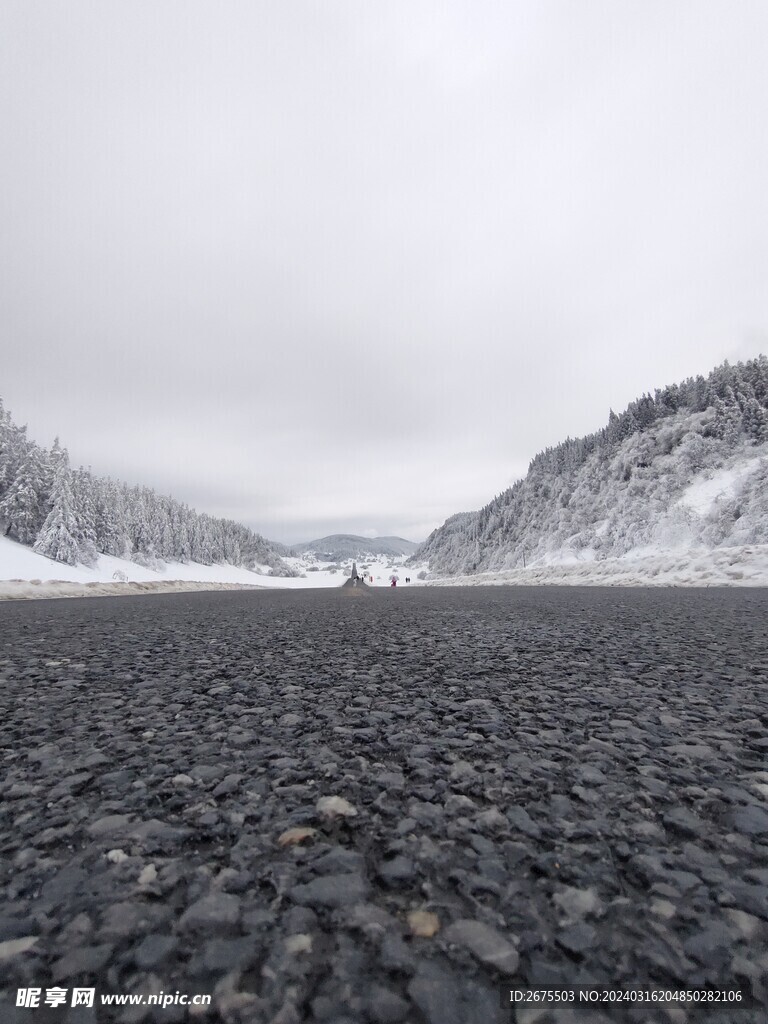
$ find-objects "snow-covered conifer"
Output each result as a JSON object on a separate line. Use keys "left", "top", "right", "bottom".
{"left": 33, "top": 449, "right": 82, "bottom": 565}
{"left": 71, "top": 467, "right": 99, "bottom": 565}
{"left": 0, "top": 410, "right": 29, "bottom": 502}
{"left": 0, "top": 443, "right": 47, "bottom": 544}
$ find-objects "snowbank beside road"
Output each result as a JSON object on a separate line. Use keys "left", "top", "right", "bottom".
{"left": 0, "top": 534, "right": 279, "bottom": 587}
{"left": 423, "top": 544, "right": 768, "bottom": 587}
{"left": 4, "top": 533, "right": 767, "bottom": 597}
{"left": 0, "top": 579, "right": 264, "bottom": 601}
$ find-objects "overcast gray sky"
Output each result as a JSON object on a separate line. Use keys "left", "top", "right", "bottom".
{"left": 2, "top": 2, "right": 767, "bottom": 544}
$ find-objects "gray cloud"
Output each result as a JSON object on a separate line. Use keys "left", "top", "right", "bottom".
{"left": 2, "top": 1, "right": 767, "bottom": 543}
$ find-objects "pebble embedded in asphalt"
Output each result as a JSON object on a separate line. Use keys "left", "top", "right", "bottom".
{"left": 0, "top": 586, "right": 766, "bottom": 1023}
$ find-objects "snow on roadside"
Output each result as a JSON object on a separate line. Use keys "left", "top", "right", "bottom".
{"left": 422, "top": 544, "right": 768, "bottom": 587}
{"left": 0, "top": 535, "right": 420, "bottom": 600}
{"left": 0, "top": 534, "right": 276, "bottom": 587}
{"left": 14, "top": 528, "right": 766, "bottom": 595}
{"left": 0, "top": 579, "right": 264, "bottom": 601}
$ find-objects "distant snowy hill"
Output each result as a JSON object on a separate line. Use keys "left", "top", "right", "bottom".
{"left": 292, "top": 534, "right": 419, "bottom": 560}
{"left": 415, "top": 357, "right": 768, "bottom": 576}
{"left": 0, "top": 399, "right": 297, "bottom": 576}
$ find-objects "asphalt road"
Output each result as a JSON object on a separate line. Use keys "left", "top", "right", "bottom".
{"left": 1, "top": 586, "right": 767, "bottom": 1023}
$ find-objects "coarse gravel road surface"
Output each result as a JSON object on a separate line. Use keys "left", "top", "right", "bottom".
{"left": 1, "top": 586, "right": 767, "bottom": 1023}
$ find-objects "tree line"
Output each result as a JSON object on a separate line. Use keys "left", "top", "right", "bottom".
{"left": 0, "top": 401, "right": 292, "bottom": 573}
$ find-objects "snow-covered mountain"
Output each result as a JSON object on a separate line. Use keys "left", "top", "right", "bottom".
{"left": 414, "top": 357, "right": 768, "bottom": 577}
{"left": 292, "top": 534, "right": 419, "bottom": 560}
{"left": 0, "top": 399, "right": 296, "bottom": 576}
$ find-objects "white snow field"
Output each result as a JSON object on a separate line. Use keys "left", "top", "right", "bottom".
{"left": 674, "top": 458, "right": 763, "bottom": 517}
{"left": 0, "top": 535, "right": 420, "bottom": 600}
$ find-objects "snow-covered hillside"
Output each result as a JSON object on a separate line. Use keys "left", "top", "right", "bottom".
{"left": 0, "top": 398, "right": 295, "bottom": 577}
{"left": 291, "top": 534, "right": 419, "bottom": 560}
{"left": 415, "top": 357, "right": 768, "bottom": 580}
{"left": 421, "top": 545, "right": 768, "bottom": 588}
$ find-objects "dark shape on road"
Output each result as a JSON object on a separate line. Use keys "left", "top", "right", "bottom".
{"left": 342, "top": 561, "right": 369, "bottom": 589}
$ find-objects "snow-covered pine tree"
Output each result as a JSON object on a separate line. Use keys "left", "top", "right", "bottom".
{"left": 0, "top": 407, "right": 30, "bottom": 503}
{"left": 33, "top": 449, "right": 82, "bottom": 565}
{"left": 0, "top": 442, "right": 48, "bottom": 544}
{"left": 197, "top": 517, "right": 214, "bottom": 564}
{"left": 0, "top": 399, "right": 12, "bottom": 495}
{"left": 90, "top": 477, "right": 126, "bottom": 557}
{"left": 157, "top": 498, "right": 175, "bottom": 561}
{"left": 171, "top": 505, "right": 192, "bottom": 562}
{"left": 742, "top": 395, "right": 768, "bottom": 442}
{"left": 71, "top": 467, "right": 99, "bottom": 565}
{"left": 47, "top": 436, "right": 66, "bottom": 478}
